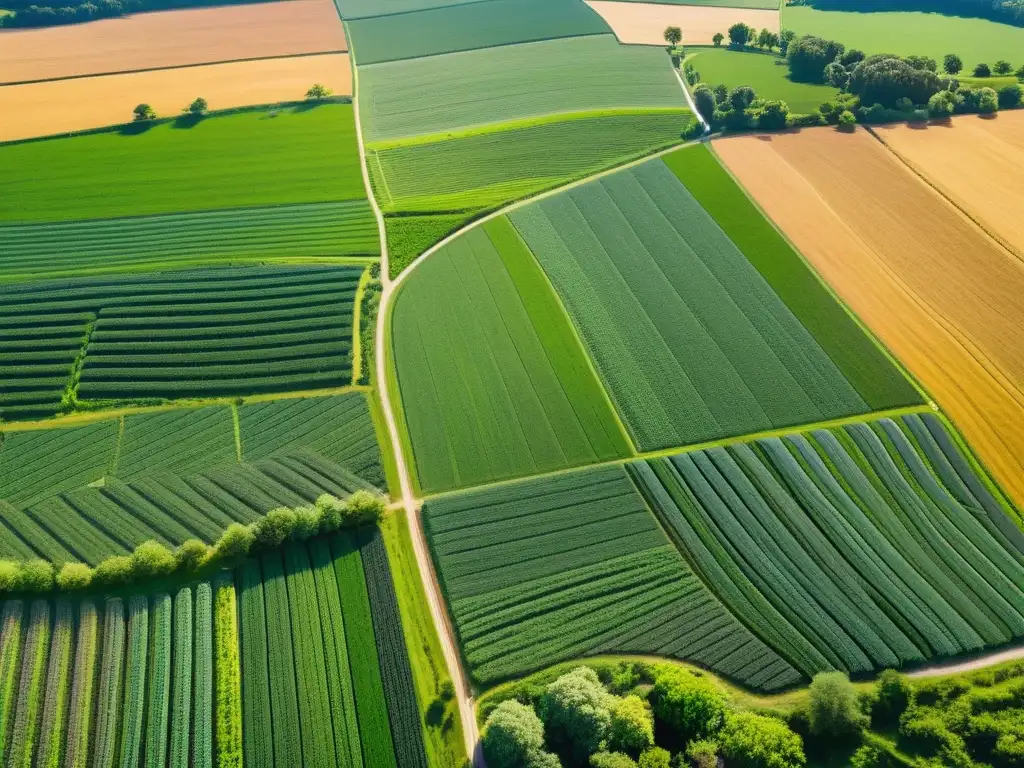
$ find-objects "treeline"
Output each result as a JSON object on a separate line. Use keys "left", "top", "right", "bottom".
{"left": 0, "top": 0, "right": 277, "bottom": 29}
{"left": 791, "top": 0, "right": 1024, "bottom": 26}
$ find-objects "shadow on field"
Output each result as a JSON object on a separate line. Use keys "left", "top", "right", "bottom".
{"left": 172, "top": 114, "right": 204, "bottom": 130}
{"left": 118, "top": 121, "right": 155, "bottom": 136}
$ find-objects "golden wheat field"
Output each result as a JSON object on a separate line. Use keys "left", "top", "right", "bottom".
{"left": 715, "top": 127, "right": 1024, "bottom": 506}
{"left": 584, "top": 0, "right": 778, "bottom": 45}
{"left": 0, "top": 54, "right": 352, "bottom": 142}
{"left": 0, "top": 0, "right": 347, "bottom": 84}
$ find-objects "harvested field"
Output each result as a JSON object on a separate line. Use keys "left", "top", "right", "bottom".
{"left": 714, "top": 128, "right": 1024, "bottom": 507}
{"left": 585, "top": 1, "right": 778, "bottom": 45}
{"left": 872, "top": 113, "right": 1024, "bottom": 259}
{"left": 0, "top": 0, "right": 346, "bottom": 84}
{"left": 0, "top": 54, "right": 352, "bottom": 143}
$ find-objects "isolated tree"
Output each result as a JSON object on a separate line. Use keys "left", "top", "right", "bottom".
{"left": 712, "top": 32, "right": 724, "bottom": 47}
{"left": 305, "top": 83, "right": 332, "bottom": 100}
{"left": 807, "top": 672, "right": 870, "bottom": 739}
{"left": 727, "top": 22, "right": 752, "bottom": 47}
{"left": 719, "top": 712, "right": 806, "bottom": 768}
{"left": 943, "top": 53, "right": 963, "bottom": 75}
{"left": 187, "top": 97, "right": 208, "bottom": 115}
{"left": 994, "top": 60, "right": 1013, "bottom": 75}
{"left": 973, "top": 62, "right": 991, "bottom": 77}
{"left": 664, "top": 25, "right": 682, "bottom": 47}
{"left": 132, "top": 103, "right": 155, "bottom": 121}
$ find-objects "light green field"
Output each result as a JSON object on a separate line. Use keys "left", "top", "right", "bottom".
{"left": 691, "top": 47, "right": 839, "bottom": 113}
{"left": 391, "top": 217, "right": 630, "bottom": 493}
{"left": 784, "top": 5, "right": 1024, "bottom": 66}
{"left": 0, "top": 104, "right": 365, "bottom": 223}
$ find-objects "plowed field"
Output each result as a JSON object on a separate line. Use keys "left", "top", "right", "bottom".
{"left": 0, "top": 0, "right": 346, "bottom": 84}
{"left": 0, "top": 54, "right": 352, "bottom": 142}
{"left": 585, "top": 0, "right": 778, "bottom": 45}
{"left": 873, "top": 113, "right": 1024, "bottom": 259}
{"left": 714, "top": 128, "right": 1024, "bottom": 506}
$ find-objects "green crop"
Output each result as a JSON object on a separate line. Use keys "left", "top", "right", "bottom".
{"left": 119, "top": 595, "right": 150, "bottom": 767}
{"left": 239, "top": 560, "right": 273, "bottom": 768}
{"left": 93, "top": 598, "right": 126, "bottom": 768}
{"left": 35, "top": 600, "right": 73, "bottom": 768}
{"left": 214, "top": 577, "right": 242, "bottom": 768}
{"left": 145, "top": 593, "right": 172, "bottom": 768}
{"left": 118, "top": 407, "right": 237, "bottom": 480}
{"left": 168, "top": 588, "right": 194, "bottom": 767}
{"left": 5, "top": 599, "right": 49, "bottom": 768}
{"left": 63, "top": 600, "right": 98, "bottom": 768}
{"left": 261, "top": 552, "right": 303, "bottom": 765}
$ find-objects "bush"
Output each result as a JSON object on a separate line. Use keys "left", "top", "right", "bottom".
{"left": 344, "top": 490, "right": 387, "bottom": 525}
{"left": 253, "top": 507, "right": 297, "bottom": 548}
{"left": 720, "top": 711, "right": 805, "bottom": 768}
{"left": 638, "top": 748, "right": 670, "bottom": 768}
{"left": 210, "top": 523, "right": 255, "bottom": 564}
{"left": 291, "top": 505, "right": 320, "bottom": 540}
{"left": 998, "top": 84, "right": 1023, "bottom": 107}
{"left": 650, "top": 667, "right": 725, "bottom": 743}
{"left": 693, "top": 84, "right": 716, "bottom": 124}
{"left": 729, "top": 86, "right": 756, "bottom": 112}
{"left": 174, "top": 539, "right": 210, "bottom": 572}
{"left": 315, "top": 494, "right": 346, "bottom": 532}
{"left": 807, "top": 672, "right": 869, "bottom": 739}
{"left": 482, "top": 700, "right": 546, "bottom": 768}
{"left": 974, "top": 63, "right": 991, "bottom": 77}
{"left": 787, "top": 35, "right": 845, "bottom": 82}
{"left": 0, "top": 561, "right": 20, "bottom": 592}
{"left": 976, "top": 86, "right": 999, "bottom": 113}
{"left": 712, "top": 32, "right": 724, "bottom": 47}
{"left": 591, "top": 754, "right": 637, "bottom": 768}
{"left": 756, "top": 100, "right": 790, "bottom": 129}
{"left": 541, "top": 667, "right": 614, "bottom": 763}
{"left": 56, "top": 562, "right": 93, "bottom": 591}
{"left": 943, "top": 54, "right": 963, "bottom": 75}
{"left": 850, "top": 745, "right": 891, "bottom": 768}
{"left": 824, "top": 61, "right": 849, "bottom": 89}
{"left": 130, "top": 540, "right": 176, "bottom": 579}
{"left": 686, "top": 740, "right": 719, "bottom": 768}
{"left": 93, "top": 555, "right": 133, "bottom": 587}
{"left": 1018, "top": 64, "right": 1024, "bottom": 81}
{"left": 928, "top": 90, "right": 957, "bottom": 117}
{"left": 994, "top": 60, "right": 1013, "bottom": 75}
{"left": 789, "top": 113, "right": 825, "bottom": 127}
{"left": 609, "top": 695, "right": 654, "bottom": 755}
{"left": 19, "top": 559, "right": 55, "bottom": 592}
{"left": 872, "top": 670, "right": 913, "bottom": 727}
{"left": 712, "top": 84, "right": 728, "bottom": 105}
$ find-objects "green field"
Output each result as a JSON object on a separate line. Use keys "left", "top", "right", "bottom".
{"left": 690, "top": 47, "right": 839, "bottom": 114}
{"left": 385, "top": 213, "right": 470, "bottom": 278}
{"left": 368, "top": 110, "right": 693, "bottom": 214}
{"left": 347, "top": 0, "right": 609, "bottom": 64}
{"left": 0, "top": 201, "right": 378, "bottom": 282}
{"left": 332, "top": 0, "right": 489, "bottom": 18}
{"left": 358, "top": 34, "right": 684, "bottom": 142}
{"left": 663, "top": 144, "right": 921, "bottom": 411}
{"left": 391, "top": 217, "right": 631, "bottom": 493}
{"left": 784, "top": 5, "right": 1024, "bottom": 65}
{"left": 117, "top": 407, "right": 238, "bottom": 479}
{"left": 424, "top": 463, "right": 801, "bottom": 688}
{"left": 0, "top": 105, "right": 365, "bottom": 223}
{"left": 633, "top": 413, "right": 1024, "bottom": 677}
{"left": 510, "top": 159, "right": 871, "bottom": 452}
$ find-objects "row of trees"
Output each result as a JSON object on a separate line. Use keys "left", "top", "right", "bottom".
{"left": 130, "top": 85, "right": 333, "bottom": 123}
{"left": 0, "top": 0, "right": 267, "bottom": 28}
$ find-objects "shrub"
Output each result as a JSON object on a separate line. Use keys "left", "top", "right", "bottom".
{"left": 693, "top": 84, "right": 716, "bottom": 124}
{"left": 209, "top": 523, "right": 255, "bottom": 564}
{"left": 850, "top": 745, "right": 891, "bottom": 768}
{"left": 608, "top": 696, "right": 654, "bottom": 754}
{"left": 729, "top": 86, "right": 756, "bottom": 112}
{"left": 541, "top": 667, "right": 614, "bottom": 762}
{"left": 840, "top": 49, "right": 865, "bottom": 68}
{"left": 482, "top": 700, "right": 547, "bottom": 768}
{"left": 131, "top": 540, "right": 176, "bottom": 579}
{"left": 974, "top": 63, "right": 991, "bottom": 77}
{"left": 998, "top": 84, "right": 1023, "bottom": 107}
{"left": 838, "top": 110, "right": 857, "bottom": 129}
{"left": 591, "top": 754, "right": 637, "bottom": 768}
{"left": 756, "top": 100, "right": 790, "bottom": 129}
{"left": 712, "top": 32, "right": 724, "bottom": 47}
{"left": 56, "top": 562, "right": 93, "bottom": 591}
{"left": 253, "top": 507, "right": 297, "bottom": 548}
{"left": 19, "top": 559, "right": 55, "bottom": 592}
{"left": 824, "top": 62, "right": 849, "bottom": 89}
{"left": 315, "top": 494, "right": 345, "bottom": 532}
{"left": 712, "top": 84, "right": 728, "bottom": 104}
{"left": 807, "top": 672, "right": 869, "bottom": 739}
{"left": 872, "top": 670, "right": 913, "bottom": 727}
{"left": 1017, "top": 64, "right": 1024, "bottom": 81}
{"left": 994, "top": 60, "right": 1013, "bottom": 75}
{"left": 787, "top": 35, "right": 845, "bottom": 82}
{"left": 719, "top": 711, "right": 806, "bottom": 768}
{"left": 650, "top": 667, "right": 725, "bottom": 743}
{"left": 638, "top": 748, "right": 670, "bottom": 768}
{"left": 789, "top": 113, "right": 825, "bottom": 127}
{"left": 174, "top": 539, "right": 210, "bottom": 572}
{"left": 291, "top": 506, "right": 320, "bottom": 540}
{"left": 0, "top": 560, "right": 20, "bottom": 591}
{"left": 977, "top": 86, "right": 999, "bottom": 113}
{"left": 943, "top": 54, "right": 963, "bottom": 75}
{"left": 344, "top": 490, "right": 386, "bottom": 525}
{"left": 93, "top": 555, "right": 133, "bottom": 586}
{"left": 928, "top": 90, "right": 957, "bottom": 117}
{"left": 905, "top": 55, "right": 937, "bottom": 72}
{"left": 686, "top": 740, "right": 719, "bottom": 768}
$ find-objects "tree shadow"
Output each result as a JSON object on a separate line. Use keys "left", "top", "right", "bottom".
{"left": 118, "top": 121, "right": 156, "bottom": 136}
{"left": 171, "top": 114, "right": 204, "bottom": 130}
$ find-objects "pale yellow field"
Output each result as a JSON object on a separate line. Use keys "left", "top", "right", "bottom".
{"left": 584, "top": 0, "right": 778, "bottom": 45}
{"left": 873, "top": 111, "right": 1024, "bottom": 259}
{"left": 0, "top": 0, "right": 346, "bottom": 84}
{"left": 715, "top": 127, "right": 1024, "bottom": 507}
{"left": 0, "top": 53, "right": 352, "bottom": 142}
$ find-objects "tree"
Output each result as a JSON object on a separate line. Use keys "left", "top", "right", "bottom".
{"left": 210, "top": 522, "right": 254, "bottom": 564}
{"left": 93, "top": 555, "right": 133, "bottom": 586}
{"left": 292, "top": 505, "right": 319, "bottom": 540}
{"left": 849, "top": 54, "right": 942, "bottom": 107}
{"left": 132, "top": 103, "right": 155, "bottom": 121}
{"left": 130, "top": 540, "right": 176, "bottom": 579}
{"left": 253, "top": 507, "right": 297, "bottom": 548}
{"left": 638, "top": 748, "right": 670, "bottom": 768}
{"left": 187, "top": 96, "right": 208, "bottom": 115}
{"left": 664, "top": 26, "right": 682, "bottom": 47}
{"left": 905, "top": 55, "right": 937, "bottom": 72}
{"left": 871, "top": 670, "right": 913, "bottom": 727}
{"left": 306, "top": 83, "right": 332, "bottom": 100}
{"left": 998, "top": 84, "right": 1023, "bottom": 107}
{"left": 994, "top": 60, "right": 1013, "bottom": 75}
{"left": 19, "top": 559, "right": 55, "bottom": 591}
{"left": 839, "top": 49, "right": 865, "bottom": 67}
{"left": 608, "top": 696, "right": 654, "bottom": 755}
{"left": 56, "top": 562, "right": 93, "bottom": 591}
{"left": 344, "top": 490, "right": 386, "bottom": 524}
{"left": 713, "top": 83, "right": 729, "bottom": 104}
{"left": 719, "top": 712, "right": 806, "bottom": 768}
{"left": 727, "top": 22, "right": 752, "bottom": 47}
{"left": 0, "top": 561, "right": 20, "bottom": 592}
{"left": 693, "top": 84, "right": 716, "bottom": 124}
{"left": 787, "top": 35, "right": 845, "bottom": 82}
{"left": 729, "top": 85, "right": 757, "bottom": 112}
{"left": 756, "top": 100, "right": 789, "bottom": 129}
{"left": 650, "top": 668, "right": 725, "bottom": 743}
{"left": 838, "top": 109, "right": 857, "bottom": 130}
{"left": 540, "top": 668, "right": 614, "bottom": 763}
{"left": 943, "top": 54, "right": 963, "bottom": 75}
{"left": 483, "top": 701, "right": 557, "bottom": 768}
{"left": 850, "top": 745, "right": 892, "bottom": 768}
{"left": 174, "top": 539, "right": 210, "bottom": 572}
{"left": 807, "top": 672, "right": 870, "bottom": 739}
{"left": 973, "top": 62, "right": 991, "bottom": 77}
{"left": 712, "top": 32, "right": 724, "bottom": 47}
{"left": 779, "top": 28, "right": 796, "bottom": 55}
{"left": 686, "top": 740, "right": 719, "bottom": 768}
{"left": 756, "top": 27, "right": 773, "bottom": 50}
{"left": 1017, "top": 63, "right": 1024, "bottom": 81}
{"left": 976, "top": 86, "right": 999, "bottom": 113}
{"left": 824, "top": 61, "right": 849, "bottom": 89}
{"left": 591, "top": 754, "right": 637, "bottom": 768}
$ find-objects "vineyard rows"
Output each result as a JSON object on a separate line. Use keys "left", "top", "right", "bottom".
{"left": 424, "top": 464, "right": 800, "bottom": 689}
{"left": 0, "top": 581, "right": 239, "bottom": 766}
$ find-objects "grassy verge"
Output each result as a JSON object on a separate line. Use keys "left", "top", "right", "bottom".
{"left": 380, "top": 510, "right": 467, "bottom": 768}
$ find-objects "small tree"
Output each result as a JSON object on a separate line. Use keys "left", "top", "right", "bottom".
{"left": 712, "top": 32, "right": 724, "bottom": 47}
{"left": 872, "top": 670, "right": 913, "bottom": 727}
{"left": 713, "top": 83, "right": 729, "bottom": 104}
{"left": 976, "top": 86, "right": 999, "bottom": 113}
{"left": 209, "top": 522, "right": 254, "bottom": 564}
{"left": 998, "top": 84, "right": 1023, "bottom": 108}
{"left": 719, "top": 712, "right": 806, "bottom": 768}
{"left": 19, "top": 560, "right": 54, "bottom": 592}
{"left": 637, "top": 748, "right": 670, "bottom": 768}
{"left": 130, "top": 540, "right": 176, "bottom": 580}
{"left": 779, "top": 28, "right": 796, "bottom": 55}
{"left": 729, "top": 85, "right": 757, "bottom": 112}
{"left": 650, "top": 667, "right": 725, "bottom": 743}
{"left": 686, "top": 740, "right": 719, "bottom": 768}
{"left": 807, "top": 672, "right": 870, "bottom": 739}
{"left": 728, "top": 22, "right": 752, "bottom": 48}
{"left": 306, "top": 83, "right": 332, "bottom": 100}
{"left": 824, "top": 61, "right": 849, "bottom": 89}
{"left": 253, "top": 507, "right": 297, "bottom": 548}
{"left": 1017, "top": 63, "right": 1024, "bottom": 81}
{"left": 187, "top": 97, "right": 209, "bottom": 115}
{"left": 540, "top": 667, "right": 614, "bottom": 763}
{"left": 664, "top": 26, "right": 682, "bottom": 47}
{"left": 0, "top": 561, "right": 20, "bottom": 592}
{"left": 838, "top": 109, "right": 857, "bottom": 130}
{"left": 693, "top": 84, "right": 716, "bottom": 124}
{"left": 973, "top": 62, "right": 991, "bottom": 77}
{"left": 994, "top": 60, "right": 1013, "bottom": 75}
{"left": 943, "top": 53, "right": 963, "bottom": 75}
{"left": 56, "top": 562, "right": 93, "bottom": 591}
{"left": 132, "top": 103, "right": 155, "bottom": 121}
{"left": 756, "top": 100, "right": 790, "bottom": 129}
{"left": 608, "top": 696, "right": 654, "bottom": 755}
{"left": 482, "top": 700, "right": 547, "bottom": 768}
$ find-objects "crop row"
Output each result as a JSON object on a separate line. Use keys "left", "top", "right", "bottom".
{"left": 0, "top": 582, "right": 231, "bottom": 768}
{"left": 630, "top": 414, "right": 1024, "bottom": 678}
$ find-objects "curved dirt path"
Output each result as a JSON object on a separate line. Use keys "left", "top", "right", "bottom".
{"left": 907, "top": 643, "right": 1024, "bottom": 677}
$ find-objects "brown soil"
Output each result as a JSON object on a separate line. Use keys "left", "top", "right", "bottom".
{"left": 0, "top": 0, "right": 346, "bottom": 84}
{"left": 585, "top": 0, "right": 778, "bottom": 45}
{"left": 0, "top": 53, "right": 352, "bottom": 142}
{"left": 874, "top": 112, "right": 1024, "bottom": 259}
{"left": 714, "top": 128, "right": 1024, "bottom": 507}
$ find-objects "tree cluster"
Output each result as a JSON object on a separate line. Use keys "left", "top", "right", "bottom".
{"left": 0, "top": 0, "right": 263, "bottom": 28}
{"left": 693, "top": 82, "right": 791, "bottom": 131}
{"left": 0, "top": 490, "right": 387, "bottom": 595}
